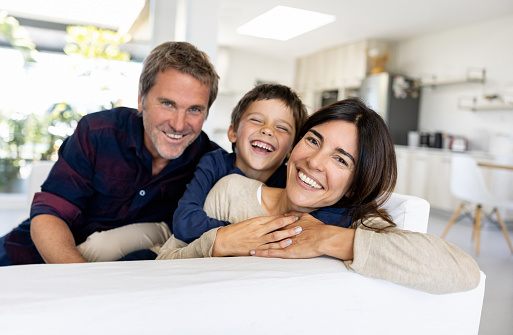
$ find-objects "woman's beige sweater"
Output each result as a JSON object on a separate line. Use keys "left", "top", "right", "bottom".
{"left": 157, "top": 174, "right": 481, "bottom": 294}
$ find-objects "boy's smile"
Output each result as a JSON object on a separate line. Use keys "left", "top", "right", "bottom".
{"left": 251, "top": 140, "right": 275, "bottom": 153}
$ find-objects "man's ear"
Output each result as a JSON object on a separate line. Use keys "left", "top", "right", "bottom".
{"left": 137, "top": 94, "right": 143, "bottom": 112}
{"left": 227, "top": 124, "right": 237, "bottom": 144}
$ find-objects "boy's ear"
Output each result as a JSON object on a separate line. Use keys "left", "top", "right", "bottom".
{"left": 227, "top": 124, "right": 237, "bottom": 143}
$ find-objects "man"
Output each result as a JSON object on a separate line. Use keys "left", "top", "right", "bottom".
{"left": 0, "top": 41, "right": 220, "bottom": 265}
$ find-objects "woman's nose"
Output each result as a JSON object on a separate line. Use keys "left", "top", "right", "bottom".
{"left": 307, "top": 151, "right": 327, "bottom": 171}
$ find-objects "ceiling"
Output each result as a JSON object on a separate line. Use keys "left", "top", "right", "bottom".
{"left": 2, "top": 0, "right": 513, "bottom": 61}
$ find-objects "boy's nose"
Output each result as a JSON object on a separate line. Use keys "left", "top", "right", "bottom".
{"left": 261, "top": 127, "right": 273, "bottom": 136}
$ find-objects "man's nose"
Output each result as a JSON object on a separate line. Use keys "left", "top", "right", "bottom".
{"left": 171, "top": 111, "right": 186, "bottom": 131}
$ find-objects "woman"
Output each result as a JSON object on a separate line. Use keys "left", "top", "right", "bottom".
{"left": 157, "top": 98, "right": 480, "bottom": 294}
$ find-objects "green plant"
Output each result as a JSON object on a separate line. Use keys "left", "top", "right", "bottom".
{"left": 0, "top": 10, "right": 37, "bottom": 66}
{"left": 41, "top": 102, "right": 86, "bottom": 160}
{"left": 64, "top": 25, "right": 131, "bottom": 61}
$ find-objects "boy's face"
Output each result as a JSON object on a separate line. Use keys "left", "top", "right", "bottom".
{"left": 228, "top": 99, "right": 296, "bottom": 182}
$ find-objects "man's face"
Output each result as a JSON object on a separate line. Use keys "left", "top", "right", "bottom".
{"left": 139, "top": 67, "right": 210, "bottom": 164}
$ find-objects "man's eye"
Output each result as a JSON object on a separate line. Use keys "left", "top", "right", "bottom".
{"left": 163, "top": 101, "right": 172, "bottom": 107}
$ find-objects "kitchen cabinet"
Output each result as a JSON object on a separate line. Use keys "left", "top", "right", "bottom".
{"left": 294, "top": 40, "right": 369, "bottom": 109}
{"left": 426, "top": 153, "right": 458, "bottom": 210}
{"left": 394, "top": 148, "right": 409, "bottom": 195}
{"left": 407, "top": 151, "right": 430, "bottom": 199}
{"left": 393, "top": 146, "right": 512, "bottom": 219}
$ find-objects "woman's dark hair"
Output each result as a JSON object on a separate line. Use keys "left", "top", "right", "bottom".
{"left": 296, "top": 98, "right": 397, "bottom": 228}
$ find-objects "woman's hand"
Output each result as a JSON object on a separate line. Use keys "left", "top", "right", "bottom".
{"left": 212, "top": 215, "right": 302, "bottom": 257}
{"left": 252, "top": 214, "right": 356, "bottom": 260}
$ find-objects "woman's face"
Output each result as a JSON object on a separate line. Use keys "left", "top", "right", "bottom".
{"left": 286, "top": 120, "right": 358, "bottom": 211}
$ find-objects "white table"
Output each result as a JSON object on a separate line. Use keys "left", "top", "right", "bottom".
{"left": 0, "top": 257, "right": 485, "bottom": 335}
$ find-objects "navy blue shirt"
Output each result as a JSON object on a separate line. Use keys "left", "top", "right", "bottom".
{"left": 173, "top": 148, "right": 350, "bottom": 244}
{"left": 173, "top": 149, "right": 287, "bottom": 243}
{"left": 4, "top": 107, "right": 219, "bottom": 265}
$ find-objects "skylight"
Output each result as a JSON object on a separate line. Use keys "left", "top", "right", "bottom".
{"left": 236, "top": 6, "right": 336, "bottom": 41}
{"left": 0, "top": 0, "right": 145, "bottom": 33}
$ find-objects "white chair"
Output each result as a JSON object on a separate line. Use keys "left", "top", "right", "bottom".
{"left": 26, "top": 160, "right": 55, "bottom": 211}
{"left": 441, "top": 154, "right": 513, "bottom": 255}
{"left": 382, "top": 192, "right": 430, "bottom": 233}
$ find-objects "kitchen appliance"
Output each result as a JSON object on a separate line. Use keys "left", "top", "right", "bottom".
{"left": 358, "top": 73, "right": 421, "bottom": 145}
{"left": 449, "top": 136, "right": 468, "bottom": 151}
{"left": 433, "top": 132, "right": 443, "bottom": 148}
{"left": 420, "top": 132, "right": 431, "bottom": 147}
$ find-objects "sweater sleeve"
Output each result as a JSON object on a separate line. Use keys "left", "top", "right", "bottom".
{"left": 156, "top": 228, "right": 219, "bottom": 260}
{"left": 172, "top": 149, "right": 234, "bottom": 243}
{"left": 343, "top": 218, "right": 481, "bottom": 294}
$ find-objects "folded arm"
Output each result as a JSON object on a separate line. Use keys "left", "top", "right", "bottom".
{"left": 157, "top": 215, "right": 302, "bottom": 260}
{"left": 254, "top": 215, "right": 480, "bottom": 294}
{"left": 31, "top": 214, "right": 87, "bottom": 264}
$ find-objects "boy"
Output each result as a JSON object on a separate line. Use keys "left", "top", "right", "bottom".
{"left": 76, "top": 84, "right": 308, "bottom": 261}
{"left": 172, "top": 83, "right": 308, "bottom": 244}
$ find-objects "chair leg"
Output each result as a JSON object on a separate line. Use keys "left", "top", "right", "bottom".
{"left": 441, "top": 203, "right": 464, "bottom": 239}
{"left": 471, "top": 215, "right": 477, "bottom": 241}
{"left": 475, "top": 205, "right": 482, "bottom": 255}
{"left": 494, "top": 208, "right": 513, "bottom": 254}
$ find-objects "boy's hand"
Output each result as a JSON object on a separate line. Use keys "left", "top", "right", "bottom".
{"left": 212, "top": 215, "right": 302, "bottom": 257}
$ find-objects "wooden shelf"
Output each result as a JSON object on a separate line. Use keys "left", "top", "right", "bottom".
{"left": 419, "top": 67, "right": 486, "bottom": 87}
{"left": 459, "top": 104, "right": 513, "bottom": 111}
{"left": 458, "top": 96, "right": 513, "bottom": 111}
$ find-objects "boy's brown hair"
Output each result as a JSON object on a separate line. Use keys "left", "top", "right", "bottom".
{"left": 230, "top": 83, "right": 308, "bottom": 151}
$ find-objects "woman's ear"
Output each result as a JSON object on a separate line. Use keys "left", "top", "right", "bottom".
{"left": 227, "top": 124, "right": 237, "bottom": 144}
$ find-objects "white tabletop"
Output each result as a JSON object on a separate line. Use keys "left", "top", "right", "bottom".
{"left": 0, "top": 256, "right": 485, "bottom": 335}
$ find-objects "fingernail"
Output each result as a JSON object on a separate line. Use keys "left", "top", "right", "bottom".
{"left": 250, "top": 250, "right": 256, "bottom": 255}
{"left": 295, "top": 226, "right": 302, "bottom": 234}
{"left": 295, "top": 216, "right": 299, "bottom": 221}
{"left": 285, "top": 239, "right": 292, "bottom": 245}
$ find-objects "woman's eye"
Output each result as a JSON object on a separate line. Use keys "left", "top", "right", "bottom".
{"left": 335, "top": 156, "right": 350, "bottom": 168}
{"left": 305, "top": 136, "right": 319, "bottom": 146}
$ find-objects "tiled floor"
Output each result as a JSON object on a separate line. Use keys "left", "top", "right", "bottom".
{"left": 2, "top": 207, "right": 512, "bottom": 334}
{"left": 426, "top": 209, "right": 513, "bottom": 335}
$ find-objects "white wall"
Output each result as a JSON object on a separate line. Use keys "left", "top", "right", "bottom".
{"left": 203, "top": 47, "right": 296, "bottom": 151}
{"left": 394, "top": 14, "right": 513, "bottom": 154}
